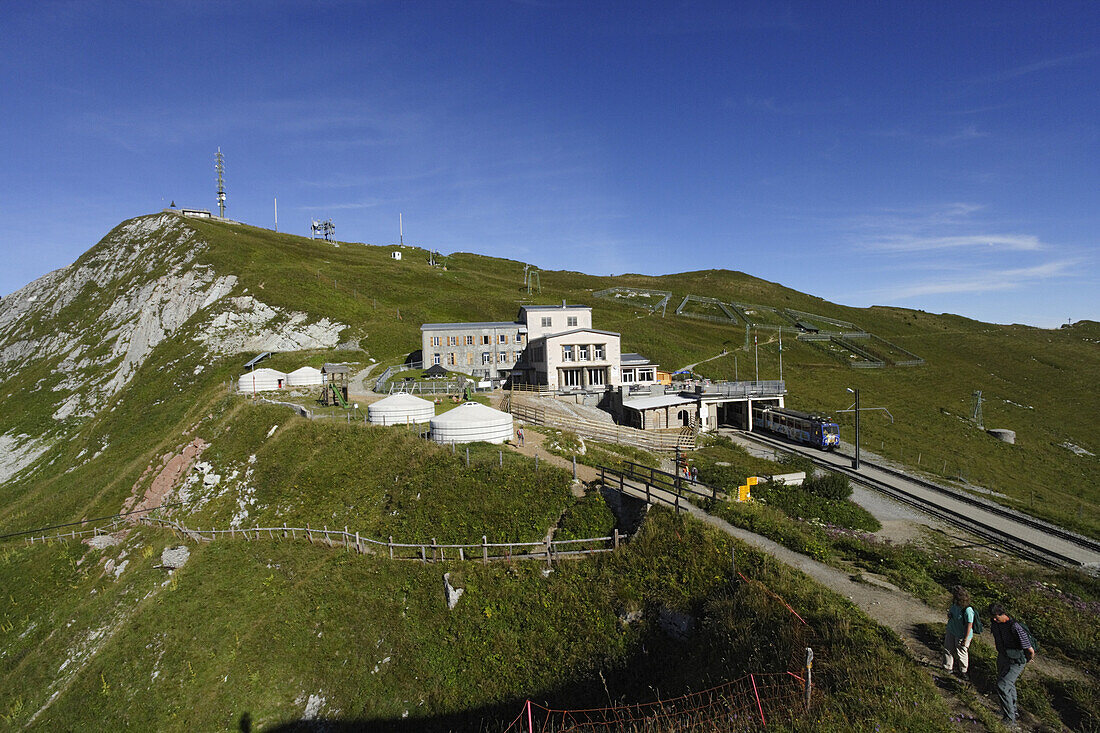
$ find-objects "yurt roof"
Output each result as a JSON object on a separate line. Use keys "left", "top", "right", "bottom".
{"left": 245, "top": 368, "right": 288, "bottom": 377}
{"left": 371, "top": 393, "right": 434, "bottom": 409}
{"left": 287, "top": 366, "right": 322, "bottom": 376}
{"left": 431, "top": 402, "right": 511, "bottom": 426}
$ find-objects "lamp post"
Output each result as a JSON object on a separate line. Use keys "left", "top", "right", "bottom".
{"left": 846, "top": 387, "right": 860, "bottom": 470}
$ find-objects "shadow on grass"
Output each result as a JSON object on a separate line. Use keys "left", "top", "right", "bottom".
{"left": 260, "top": 605, "right": 799, "bottom": 733}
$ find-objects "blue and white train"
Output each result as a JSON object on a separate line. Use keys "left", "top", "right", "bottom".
{"left": 752, "top": 406, "right": 840, "bottom": 450}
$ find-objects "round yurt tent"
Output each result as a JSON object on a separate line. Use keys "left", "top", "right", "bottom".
{"left": 368, "top": 393, "right": 435, "bottom": 426}
{"left": 238, "top": 368, "right": 288, "bottom": 393}
{"left": 286, "top": 366, "right": 323, "bottom": 387}
{"left": 430, "top": 402, "right": 513, "bottom": 445}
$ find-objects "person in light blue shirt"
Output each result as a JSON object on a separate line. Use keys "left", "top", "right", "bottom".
{"left": 943, "top": 586, "right": 975, "bottom": 678}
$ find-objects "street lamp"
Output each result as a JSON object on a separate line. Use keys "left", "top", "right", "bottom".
{"left": 846, "top": 387, "right": 860, "bottom": 470}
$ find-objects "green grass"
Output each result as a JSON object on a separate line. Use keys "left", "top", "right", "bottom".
{"left": 0, "top": 511, "right": 957, "bottom": 732}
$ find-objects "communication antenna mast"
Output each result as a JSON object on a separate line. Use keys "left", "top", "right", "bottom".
{"left": 970, "top": 390, "right": 984, "bottom": 430}
{"left": 399, "top": 213, "right": 404, "bottom": 247}
{"left": 215, "top": 148, "right": 226, "bottom": 218}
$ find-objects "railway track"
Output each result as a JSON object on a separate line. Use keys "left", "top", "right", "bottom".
{"left": 732, "top": 430, "right": 1100, "bottom": 572}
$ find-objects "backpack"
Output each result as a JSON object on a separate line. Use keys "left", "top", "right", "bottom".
{"left": 970, "top": 607, "right": 983, "bottom": 635}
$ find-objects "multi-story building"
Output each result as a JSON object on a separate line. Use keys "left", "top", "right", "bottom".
{"left": 420, "top": 303, "right": 658, "bottom": 390}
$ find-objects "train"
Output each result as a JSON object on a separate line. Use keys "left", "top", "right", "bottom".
{"left": 751, "top": 405, "right": 840, "bottom": 450}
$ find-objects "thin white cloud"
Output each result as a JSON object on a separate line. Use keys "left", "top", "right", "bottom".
{"left": 970, "top": 49, "right": 1099, "bottom": 84}
{"left": 867, "top": 233, "right": 1043, "bottom": 253}
{"left": 881, "top": 260, "right": 1080, "bottom": 299}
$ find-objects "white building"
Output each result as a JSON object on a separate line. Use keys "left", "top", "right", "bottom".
{"left": 238, "top": 368, "right": 288, "bottom": 392}
{"left": 419, "top": 303, "right": 657, "bottom": 391}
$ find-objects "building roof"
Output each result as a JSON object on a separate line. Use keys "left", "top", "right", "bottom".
{"left": 424, "top": 364, "right": 449, "bottom": 377}
{"left": 520, "top": 304, "right": 591, "bottom": 311}
{"left": 321, "top": 363, "right": 349, "bottom": 374}
{"left": 622, "top": 394, "right": 697, "bottom": 411}
{"left": 620, "top": 353, "right": 652, "bottom": 366}
{"left": 421, "top": 321, "right": 523, "bottom": 331}
{"left": 243, "top": 352, "right": 273, "bottom": 369}
{"left": 541, "top": 327, "right": 620, "bottom": 340}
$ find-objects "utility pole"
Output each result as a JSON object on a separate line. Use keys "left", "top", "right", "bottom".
{"left": 215, "top": 148, "right": 226, "bottom": 218}
{"left": 778, "top": 329, "right": 783, "bottom": 382}
{"left": 847, "top": 387, "right": 861, "bottom": 470}
{"left": 754, "top": 332, "right": 759, "bottom": 382}
{"left": 274, "top": 196, "right": 278, "bottom": 232}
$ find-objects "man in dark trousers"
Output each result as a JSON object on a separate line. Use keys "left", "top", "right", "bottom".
{"left": 989, "top": 602, "right": 1036, "bottom": 727}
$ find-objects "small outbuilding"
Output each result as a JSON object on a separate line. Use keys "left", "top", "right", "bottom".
{"left": 369, "top": 393, "right": 435, "bottom": 426}
{"left": 320, "top": 363, "right": 350, "bottom": 406}
{"left": 424, "top": 364, "right": 449, "bottom": 378}
{"left": 430, "top": 402, "right": 513, "bottom": 445}
{"left": 286, "top": 366, "right": 323, "bottom": 387}
{"left": 391, "top": 251, "right": 402, "bottom": 260}
{"left": 239, "top": 368, "right": 288, "bottom": 393}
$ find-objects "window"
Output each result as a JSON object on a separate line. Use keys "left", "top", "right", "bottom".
{"left": 594, "top": 344, "right": 605, "bottom": 360}
{"left": 562, "top": 345, "right": 575, "bottom": 362}
{"left": 567, "top": 316, "right": 578, "bottom": 327}
{"left": 579, "top": 345, "right": 589, "bottom": 361}
{"left": 516, "top": 333, "right": 524, "bottom": 343}
{"left": 482, "top": 335, "right": 491, "bottom": 345}
{"left": 499, "top": 334, "right": 508, "bottom": 344}
{"left": 466, "top": 352, "right": 473, "bottom": 365}
{"left": 447, "top": 353, "right": 456, "bottom": 366}
{"left": 446, "top": 336, "right": 456, "bottom": 346}
{"left": 622, "top": 368, "right": 635, "bottom": 382}
{"left": 512, "top": 350, "right": 520, "bottom": 362}
{"left": 433, "top": 353, "right": 441, "bottom": 365}
{"left": 431, "top": 336, "right": 441, "bottom": 347}
{"left": 561, "top": 368, "right": 582, "bottom": 387}
{"left": 638, "top": 368, "right": 654, "bottom": 381}
{"left": 498, "top": 352, "right": 508, "bottom": 364}
{"left": 541, "top": 317, "right": 552, "bottom": 328}
{"left": 466, "top": 335, "right": 474, "bottom": 346}
{"left": 587, "top": 368, "right": 605, "bottom": 386}
{"left": 482, "top": 352, "right": 492, "bottom": 365}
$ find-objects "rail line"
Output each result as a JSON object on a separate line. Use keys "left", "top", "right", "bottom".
{"left": 732, "top": 430, "right": 1100, "bottom": 571}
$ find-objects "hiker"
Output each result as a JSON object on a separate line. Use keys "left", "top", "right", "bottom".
{"left": 942, "top": 586, "right": 975, "bottom": 678}
{"left": 690, "top": 465, "right": 698, "bottom": 484}
{"left": 516, "top": 426, "right": 524, "bottom": 447}
{"left": 989, "top": 602, "right": 1036, "bottom": 727}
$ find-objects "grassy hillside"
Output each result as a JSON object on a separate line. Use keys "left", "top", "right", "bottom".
{"left": 0, "top": 214, "right": 1096, "bottom": 730}
{"left": 179, "top": 217, "right": 1100, "bottom": 537}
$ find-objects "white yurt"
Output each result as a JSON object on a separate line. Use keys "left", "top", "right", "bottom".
{"left": 286, "top": 366, "right": 323, "bottom": 387}
{"left": 368, "top": 393, "right": 435, "bottom": 426}
{"left": 238, "top": 368, "right": 288, "bottom": 393}
{"left": 430, "top": 402, "right": 514, "bottom": 445}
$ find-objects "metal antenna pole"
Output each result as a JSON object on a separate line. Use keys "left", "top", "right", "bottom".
{"left": 399, "top": 213, "right": 404, "bottom": 246}
{"left": 274, "top": 196, "right": 278, "bottom": 232}
{"left": 778, "top": 330, "right": 783, "bottom": 382}
{"left": 215, "top": 148, "right": 226, "bottom": 218}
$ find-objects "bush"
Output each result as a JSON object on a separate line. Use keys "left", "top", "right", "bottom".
{"left": 803, "top": 471, "right": 852, "bottom": 501}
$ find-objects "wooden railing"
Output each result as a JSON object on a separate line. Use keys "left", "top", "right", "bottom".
{"left": 509, "top": 400, "right": 694, "bottom": 452}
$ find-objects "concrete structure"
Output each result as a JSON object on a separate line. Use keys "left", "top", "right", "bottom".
{"left": 369, "top": 393, "right": 434, "bottom": 426}
{"left": 617, "top": 381, "right": 786, "bottom": 433}
{"left": 238, "top": 368, "right": 287, "bottom": 393}
{"left": 420, "top": 303, "right": 657, "bottom": 390}
{"left": 391, "top": 251, "right": 402, "bottom": 260}
{"left": 286, "top": 366, "right": 323, "bottom": 387}
{"left": 430, "top": 402, "right": 514, "bottom": 445}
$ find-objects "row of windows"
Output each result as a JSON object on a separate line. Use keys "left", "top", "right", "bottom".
{"left": 428, "top": 333, "right": 524, "bottom": 347}
{"left": 432, "top": 351, "right": 520, "bottom": 366}
{"left": 539, "top": 316, "right": 579, "bottom": 328}
{"left": 559, "top": 367, "right": 606, "bottom": 387}
{"left": 561, "top": 344, "right": 606, "bottom": 362}
{"left": 621, "top": 368, "right": 656, "bottom": 382}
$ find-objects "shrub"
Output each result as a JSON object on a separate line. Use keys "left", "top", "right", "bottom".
{"left": 803, "top": 471, "right": 852, "bottom": 501}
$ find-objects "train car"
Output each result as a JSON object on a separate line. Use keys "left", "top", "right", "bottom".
{"left": 752, "top": 405, "right": 840, "bottom": 450}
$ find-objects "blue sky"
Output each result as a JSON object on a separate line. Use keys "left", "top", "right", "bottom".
{"left": 2, "top": 1, "right": 1097, "bottom": 327}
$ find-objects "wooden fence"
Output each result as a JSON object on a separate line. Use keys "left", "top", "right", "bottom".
{"left": 509, "top": 400, "right": 694, "bottom": 452}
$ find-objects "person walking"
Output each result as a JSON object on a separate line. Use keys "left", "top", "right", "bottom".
{"left": 516, "top": 426, "right": 524, "bottom": 447}
{"left": 989, "top": 602, "right": 1036, "bottom": 728}
{"left": 942, "top": 586, "right": 975, "bottom": 679}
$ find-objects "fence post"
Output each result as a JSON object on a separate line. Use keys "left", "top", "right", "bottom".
{"left": 459, "top": 547, "right": 465, "bottom": 561}
{"left": 324, "top": 525, "right": 329, "bottom": 546}
{"left": 344, "top": 526, "right": 349, "bottom": 550}
{"left": 283, "top": 523, "right": 288, "bottom": 538}
{"left": 572, "top": 456, "right": 576, "bottom": 480}
{"left": 613, "top": 528, "right": 619, "bottom": 549}
{"left": 431, "top": 538, "right": 438, "bottom": 562}
{"left": 805, "top": 647, "right": 814, "bottom": 709}
{"left": 466, "top": 447, "right": 469, "bottom": 467}
{"left": 482, "top": 535, "right": 488, "bottom": 564}
{"left": 499, "top": 451, "right": 503, "bottom": 467}
{"left": 389, "top": 536, "right": 394, "bottom": 559}
{"left": 545, "top": 537, "right": 552, "bottom": 566}
{"left": 307, "top": 524, "right": 313, "bottom": 544}
{"left": 356, "top": 531, "right": 361, "bottom": 554}
{"left": 420, "top": 545, "right": 426, "bottom": 562}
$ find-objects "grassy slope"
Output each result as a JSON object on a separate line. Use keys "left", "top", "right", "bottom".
{"left": 0, "top": 215, "right": 1096, "bottom": 728}
{"left": 2, "top": 512, "right": 956, "bottom": 732}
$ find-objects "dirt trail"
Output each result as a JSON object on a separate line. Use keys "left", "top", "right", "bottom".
{"left": 502, "top": 430, "right": 1081, "bottom": 728}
